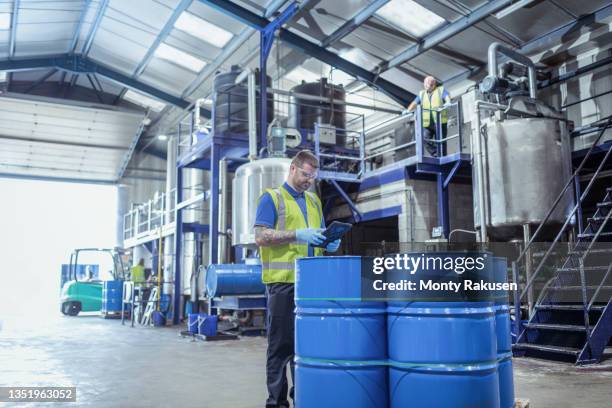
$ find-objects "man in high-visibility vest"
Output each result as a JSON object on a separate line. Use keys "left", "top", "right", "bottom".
{"left": 407, "top": 75, "right": 451, "bottom": 157}
{"left": 254, "top": 150, "right": 340, "bottom": 408}
{"left": 130, "top": 258, "right": 146, "bottom": 286}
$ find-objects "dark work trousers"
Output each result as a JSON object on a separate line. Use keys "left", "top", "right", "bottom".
{"left": 422, "top": 123, "right": 447, "bottom": 157}
{"left": 265, "top": 283, "right": 295, "bottom": 408}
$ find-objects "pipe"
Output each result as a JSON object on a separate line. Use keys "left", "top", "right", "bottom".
{"left": 218, "top": 159, "right": 228, "bottom": 264}
{"left": 248, "top": 70, "right": 257, "bottom": 161}
{"left": 472, "top": 101, "right": 487, "bottom": 242}
{"left": 163, "top": 136, "right": 177, "bottom": 297}
{"left": 487, "top": 42, "right": 537, "bottom": 99}
{"left": 472, "top": 100, "right": 507, "bottom": 242}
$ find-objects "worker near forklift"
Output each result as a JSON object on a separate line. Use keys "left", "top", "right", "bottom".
{"left": 130, "top": 258, "right": 146, "bottom": 285}
{"left": 406, "top": 75, "right": 451, "bottom": 157}
{"left": 254, "top": 150, "right": 340, "bottom": 408}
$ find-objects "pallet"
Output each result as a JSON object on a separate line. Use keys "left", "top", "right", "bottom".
{"left": 515, "top": 398, "right": 530, "bottom": 408}
{"left": 195, "top": 332, "right": 239, "bottom": 341}
{"left": 179, "top": 330, "right": 239, "bottom": 341}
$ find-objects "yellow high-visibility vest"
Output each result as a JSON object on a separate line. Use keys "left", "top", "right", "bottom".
{"left": 131, "top": 264, "right": 145, "bottom": 284}
{"left": 258, "top": 186, "right": 324, "bottom": 284}
{"left": 420, "top": 86, "right": 448, "bottom": 128}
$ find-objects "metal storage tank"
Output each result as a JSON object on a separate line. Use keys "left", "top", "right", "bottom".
{"left": 295, "top": 256, "right": 387, "bottom": 408}
{"left": 387, "top": 252, "right": 500, "bottom": 408}
{"left": 205, "top": 264, "right": 264, "bottom": 298}
{"left": 213, "top": 65, "right": 273, "bottom": 136}
{"left": 232, "top": 158, "right": 293, "bottom": 247}
{"left": 288, "top": 78, "right": 347, "bottom": 145}
{"left": 182, "top": 168, "right": 209, "bottom": 300}
{"left": 474, "top": 117, "right": 573, "bottom": 240}
{"left": 493, "top": 257, "right": 515, "bottom": 408}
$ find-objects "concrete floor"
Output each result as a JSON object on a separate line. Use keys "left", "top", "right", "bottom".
{"left": 1, "top": 314, "right": 611, "bottom": 408}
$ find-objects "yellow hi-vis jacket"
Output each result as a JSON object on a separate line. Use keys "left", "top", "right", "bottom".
{"left": 131, "top": 264, "right": 145, "bottom": 284}
{"left": 420, "top": 86, "right": 448, "bottom": 128}
{"left": 258, "top": 186, "right": 324, "bottom": 284}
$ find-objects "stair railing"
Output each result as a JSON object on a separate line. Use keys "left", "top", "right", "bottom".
{"left": 512, "top": 116, "right": 612, "bottom": 337}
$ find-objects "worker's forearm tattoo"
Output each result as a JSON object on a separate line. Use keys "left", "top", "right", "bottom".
{"left": 254, "top": 226, "right": 296, "bottom": 246}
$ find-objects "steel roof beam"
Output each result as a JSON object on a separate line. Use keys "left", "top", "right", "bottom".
{"left": 82, "top": 0, "right": 108, "bottom": 56}
{"left": 9, "top": 0, "right": 20, "bottom": 58}
{"left": 384, "top": 0, "right": 514, "bottom": 71}
{"left": 70, "top": 0, "right": 93, "bottom": 53}
{"left": 24, "top": 69, "right": 58, "bottom": 94}
{"left": 133, "top": 0, "right": 192, "bottom": 77}
{"left": 321, "top": 0, "right": 389, "bottom": 48}
{"left": 198, "top": 0, "right": 414, "bottom": 105}
{"left": 0, "top": 55, "right": 196, "bottom": 111}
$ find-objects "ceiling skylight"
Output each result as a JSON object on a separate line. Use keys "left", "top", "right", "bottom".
{"left": 175, "top": 12, "right": 233, "bottom": 48}
{"left": 154, "top": 43, "right": 207, "bottom": 72}
{"left": 123, "top": 90, "right": 166, "bottom": 112}
{"left": 0, "top": 14, "right": 10, "bottom": 30}
{"left": 376, "top": 0, "right": 445, "bottom": 38}
{"left": 283, "top": 66, "right": 321, "bottom": 84}
{"left": 340, "top": 48, "right": 378, "bottom": 71}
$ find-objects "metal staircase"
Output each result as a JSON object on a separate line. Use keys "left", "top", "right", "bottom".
{"left": 512, "top": 118, "right": 612, "bottom": 365}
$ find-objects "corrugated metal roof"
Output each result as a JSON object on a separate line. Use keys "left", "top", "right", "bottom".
{"left": 0, "top": 0, "right": 610, "bottom": 181}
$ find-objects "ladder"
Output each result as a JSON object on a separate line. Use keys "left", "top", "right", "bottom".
{"left": 140, "top": 287, "right": 159, "bottom": 326}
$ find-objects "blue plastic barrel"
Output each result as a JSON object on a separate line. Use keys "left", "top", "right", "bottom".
{"left": 493, "top": 257, "right": 515, "bottom": 408}
{"left": 197, "top": 314, "right": 218, "bottom": 336}
{"left": 295, "top": 256, "right": 387, "bottom": 408}
{"left": 205, "top": 264, "right": 265, "bottom": 298}
{"left": 187, "top": 313, "right": 200, "bottom": 334}
{"left": 101, "top": 280, "right": 123, "bottom": 313}
{"left": 387, "top": 252, "right": 500, "bottom": 408}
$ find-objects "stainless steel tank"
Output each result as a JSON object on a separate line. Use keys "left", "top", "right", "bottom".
{"left": 182, "top": 167, "right": 209, "bottom": 297}
{"left": 474, "top": 117, "right": 573, "bottom": 240}
{"left": 232, "top": 158, "right": 292, "bottom": 247}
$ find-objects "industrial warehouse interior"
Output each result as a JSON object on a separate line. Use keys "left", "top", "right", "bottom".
{"left": 1, "top": 0, "right": 612, "bottom": 407}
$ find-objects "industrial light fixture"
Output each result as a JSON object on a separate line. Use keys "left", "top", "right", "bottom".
{"left": 495, "top": 0, "right": 536, "bottom": 19}
{"left": 0, "top": 13, "right": 10, "bottom": 30}
{"left": 375, "top": 0, "right": 445, "bottom": 38}
{"left": 124, "top": 89, "right": 166, "bottom": 112}
{"left": 154, "top": 43, "right": 207, "bottom": 72}
{"left": 157, "top": 134, "right": 168, "bottom": 141}
{"left": 175, "top": 12, "right": 233, "bottom": 49}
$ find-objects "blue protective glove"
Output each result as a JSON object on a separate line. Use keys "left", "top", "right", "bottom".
{"left": 296, "top": 228, "right": 326, "bottom": 246}
{"left": 325, "top": 239, "right": 341, "bottom": 253}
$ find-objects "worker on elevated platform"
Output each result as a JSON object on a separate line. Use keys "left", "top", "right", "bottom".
{"left": 254, "top": 150, "right": 340, "bottom": 408}
{"left": 407, "top": 75, "right": 451, "bottom": 157}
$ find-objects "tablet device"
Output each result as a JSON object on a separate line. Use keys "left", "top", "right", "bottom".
{"left": 313, "top": 221, "right": 352, "bottom": 248}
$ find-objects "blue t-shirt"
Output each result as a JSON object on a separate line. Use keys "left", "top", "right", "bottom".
{"left": 413, "top": 87, "right": 450, "bottom": 104}
{"left": 254, "top": 182, "right": 325, "bottom": 256}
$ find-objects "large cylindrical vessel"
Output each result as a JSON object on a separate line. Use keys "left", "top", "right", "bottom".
{"left": 387, "top": 252, "right": 499, "bottom": 408}
{"left": 295, "top": 256, "right": 387, "bottom": 408}
{"left": 205, "top": 264, "right": 264, "bottom": 298}
{"left": 474, "top": 117, "right": 573, "bottom": 240}
{"left": 231, "top": 158, "right": 292, "bottom": 247}
{"left": 288, "top": 78, "right": 347, "bottom": 146}
{"left": 493, "top": 257, "right": 515, "bottom": 408}
{"left": 182, "top": 168, "right": 208, "bottom": 299}
{"left": 213, "top": 65, "right": 273, "bottom": 136}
